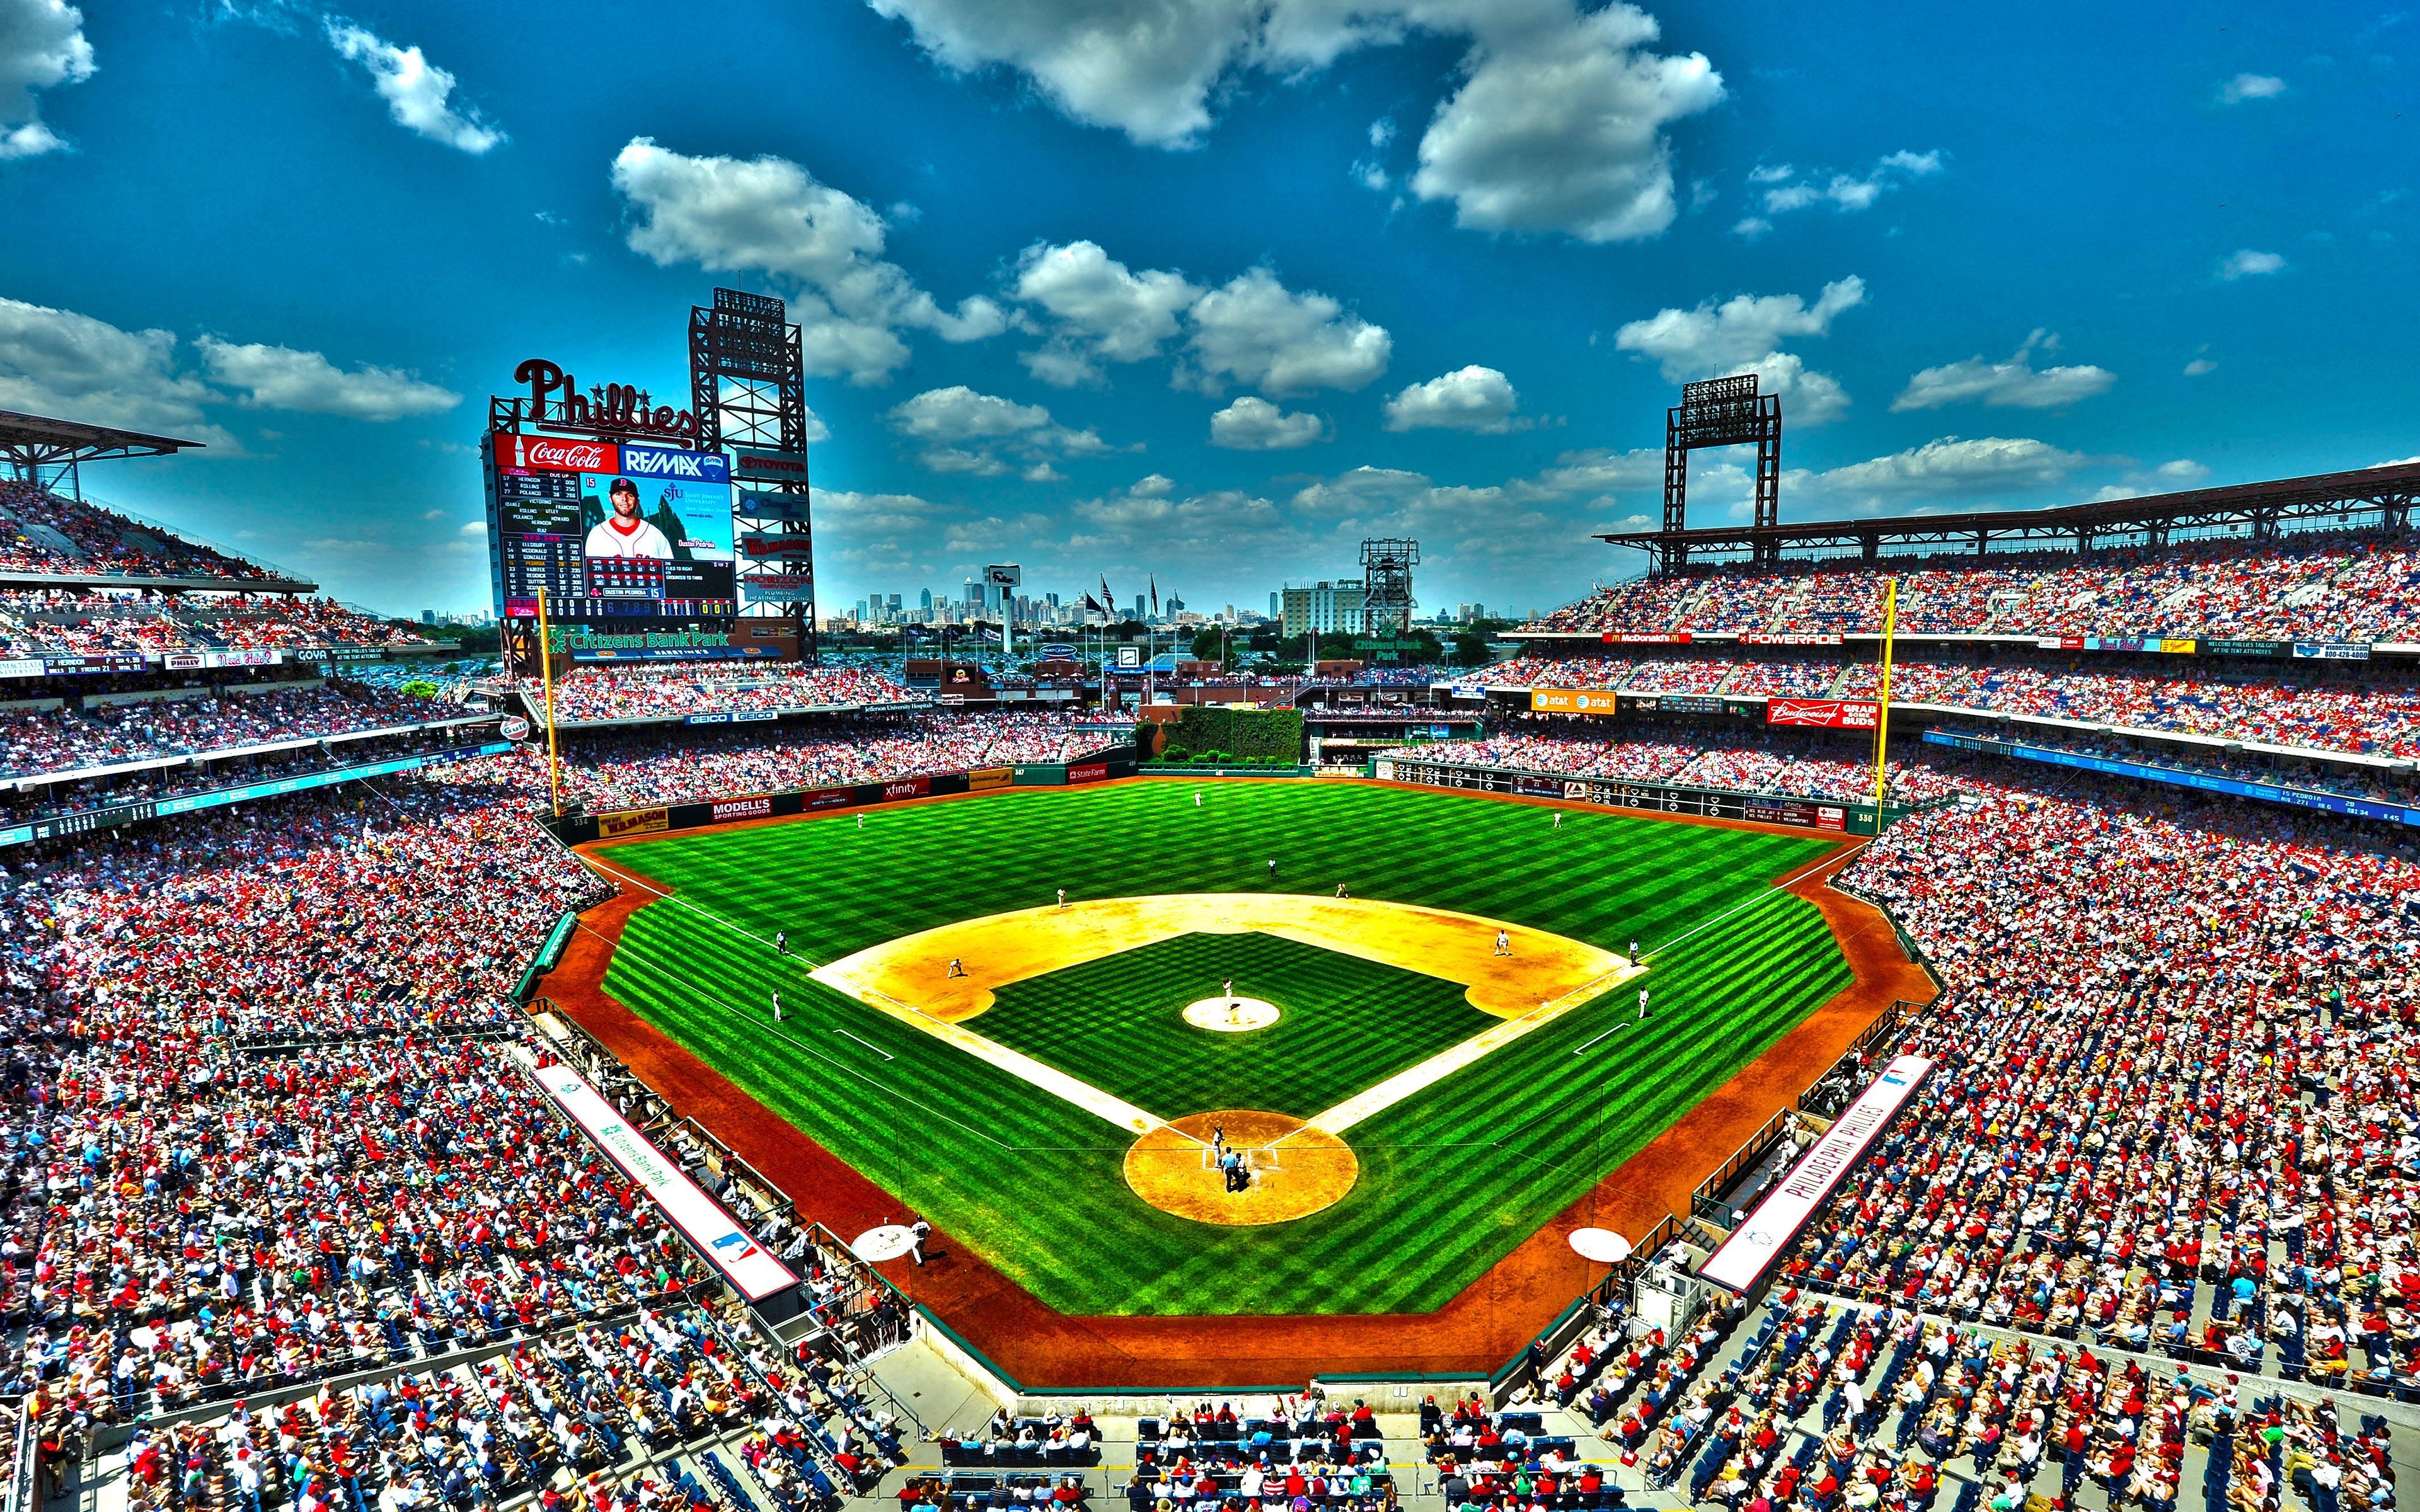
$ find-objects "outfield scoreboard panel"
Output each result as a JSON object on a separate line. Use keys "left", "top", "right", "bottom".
{"left": 485, "top": 431, "right": 741, "bottom": 624}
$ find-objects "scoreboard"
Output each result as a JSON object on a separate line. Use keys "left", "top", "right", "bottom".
{"left": 485, "top": 432, "right": 739, "bottom": 623}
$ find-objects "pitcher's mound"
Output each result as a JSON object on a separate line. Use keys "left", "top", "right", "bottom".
{"left": 1182, "top": 995, "right": 1280, "bottom": 1032}
{"left": 1123, "top": 1109, "right": 1358, "bottom": 1226}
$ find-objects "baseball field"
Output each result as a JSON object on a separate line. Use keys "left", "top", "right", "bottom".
{"left": 588, "top": 780, "right": 1852, "bottom": 1317}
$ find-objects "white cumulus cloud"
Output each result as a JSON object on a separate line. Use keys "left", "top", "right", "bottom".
{"left": 2220, "top": 72, "right": 2286, "bottom": 103}
{"left": 1812, "top": 436, "right": 2090, "bottom": 509}
{"left": 1383, "top": 365, "right": 1531, "bottom": 433}
{"left": 2218, "top": 248, "right": 2286, "bottom": 279}
{"left": 610, "top": 138, "right": 1006, "bottom": 386}
{"left": 1209, "top": 395, "right": 1324, "bottom": 450}
{"left": 324, "top": 20, "right": 505, "bottom": 154}
{"left": 1011, "top": 240, "right": 1201, "bottom": 386}
{"left": 195, "top": 337, "right": 461, "bottom": 421}
{"left": 0, "top": 297, "right": 233, "bottom": 444}
{"left": 885, "top": 384, "right": 1108, "bottom": 476}
{"left": 0, "top": 0, "right": 94, "bottom": 160}
{"left": 1892, "top": 331, "right": 2115, "bottom": 412}
{"left": 1613, "top": 276, "right": 1864, "bottom": 424}
{"left": 870, "top": 0, "right": 1722, "bottom": 244}
{"left": 1183, "top": 266, "right": 1391, "bottom": 395}
{"left": 1746, "top": 147, "right": 1941, "bottom": 224}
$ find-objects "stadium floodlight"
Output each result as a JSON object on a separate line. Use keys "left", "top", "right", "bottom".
{"left": 1664, "top": 373, "right": 1782, "bottom": 570}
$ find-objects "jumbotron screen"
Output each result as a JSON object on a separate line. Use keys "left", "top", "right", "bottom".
{"left": 485, "top": 432, "right": 738, "bottom": 622}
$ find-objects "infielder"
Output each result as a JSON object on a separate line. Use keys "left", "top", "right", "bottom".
{"left": 1494, "top": 929, "right": 1511, "bottom": 957}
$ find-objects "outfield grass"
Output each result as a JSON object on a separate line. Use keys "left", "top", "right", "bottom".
{"left": 977, "top": 931, "right": 1494, "bottom": 1120}
{"left": 596, "top": 780, "right": 1851, "bottom": 1319}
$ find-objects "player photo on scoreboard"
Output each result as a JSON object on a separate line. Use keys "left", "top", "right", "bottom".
{"left": 577, "top": 444, "right": 735, "bottom": 568}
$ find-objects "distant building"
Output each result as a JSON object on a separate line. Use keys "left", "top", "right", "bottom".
{"left": 1269, "top": 591, "right": 1281, "bottom": 619}
{"left": 1280, "top": 580, "right": 1366, "bottom": 638}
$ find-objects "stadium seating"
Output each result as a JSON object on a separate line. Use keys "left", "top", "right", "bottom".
{"left": 528, "top": 663, "right": 916, "bottom": 723}
{"left": 0, "top": 481, "right": 275, "bottom": 581}
{"left": 1405, "top": 723, "right": 1958, "bottom": 804}
{"left": 539, "top": 710, "right": 1132, "bottom": 808}
{"left": 0, "top": 588, "right": 433, "bottom": 656}
{"left": 0, "top": 682, "right": 446, "bottom": 780}
{"left": 1528, "top": 531, "right": 2420, "bottom": 640}
{"left": 1458, "top": 653, "right": 2420, "bottom": 760}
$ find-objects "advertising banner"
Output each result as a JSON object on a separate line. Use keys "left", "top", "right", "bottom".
{"left": 733, "top": 490, "right": 812, "bottom": 522}
{"left": 880, "top": 776, "right": 931, "bottom": 801}
{"left": 2292, "top": 641, "right": 2372, "bottom": 661}
{"left": 969, "top": 766, "right": 1013, "bottom": 791}
{"left": 500, "top": 716, "right": 532, "bottom": 740}
{"left": 742, "top": 570, "right": 815, "bottom": 604}
{"left": 1067, "top": 760, "right": 1110, "bottom": 784}
{"left": 1600, "top": 632, "right": 1692, "bottom": 645}
{"left": 709, "top": 795, "right": 774, "bottom": 823}
{"left": 597, "top": 807, "right": 670, "bottom": 838}
{"left": 804, "top": 786, "right": 854, "bottom": 810}
{"left": 521, "top": 1056, "right": 800, "bottom": 1305}
{"left": 1743, "top": 634, "right": 1844, "bottom": 646}
{"left": 739, "top": 530, "right": 817, "bottom": 559}
{"left": 2203, "top": 639, "right": 2289, "bottom": 658}
{"left": 163, "top": 650, "right": 284, "bottom": 670}
{"left": 496, "top": 433, "right": 618, "bottom": 473}
{"left": 1529, "top": 687, "right": 1622, "bottom": 714}
{"left": 1699, "top": 1055, "right": 1933, "bottom": 1293}
{"left": 730, "top": 448, "right": 812, "bottom": 485}
{"left": 616, "top": 444, "right": 730, "bottom": 485}
{"left": 1766, "top": 698, "right": 1881, "bottom": 730}
{"left": 0, "top": 658, "right": 47, "bottom": 680}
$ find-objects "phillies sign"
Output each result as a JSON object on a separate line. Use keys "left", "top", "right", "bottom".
{"left": 1766, "top": 698, "right": 1881, "bottom": 731}
{"left": 511, "top": 358, "right": 698, "bottom": 443}
{"left": 497, "top": 433, "right": 618, "bottom": 473}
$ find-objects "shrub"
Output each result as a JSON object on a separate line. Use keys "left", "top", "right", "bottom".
{"left": 1160, "top": 744, "right": 1189, "bottom": 764}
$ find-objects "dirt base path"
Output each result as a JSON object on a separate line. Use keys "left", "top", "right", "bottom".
{"left": 541, "top": 777, "right": 1933, "bottom": 1387}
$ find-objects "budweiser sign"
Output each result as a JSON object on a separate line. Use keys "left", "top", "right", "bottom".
{"left": 497, "top": 433, "right": 618, "bottom": 473}
{"left": 510, "top": 359, "right": 698, "bottom": 443}
{"left": 1766, "top": 698, "right": 1881, "bottom": 730}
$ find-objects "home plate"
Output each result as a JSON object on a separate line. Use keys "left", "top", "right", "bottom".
{"left": 853, "top": 1224, "right": 917, "bottom": 1261}
{"left": 1183, "top": 996, "right": 1280, "bottom": 1032}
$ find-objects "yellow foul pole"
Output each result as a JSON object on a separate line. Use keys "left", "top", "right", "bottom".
{"left": 1872, "top": 576, "right": 1898, "bottom": 818}
{"left": 536, "top": 586, "right": 563, "bottom": 818}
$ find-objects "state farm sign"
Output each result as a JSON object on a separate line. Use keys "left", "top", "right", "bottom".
{"left": 497, "top": 433, "right": 619, "bottom": 473}
{"left": 1766, "top": 698, "right": 1881, "bottom": 730}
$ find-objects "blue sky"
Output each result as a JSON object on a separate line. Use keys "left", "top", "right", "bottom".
{"left": 0, "top": 0, "right": 2412, "bottom": 618}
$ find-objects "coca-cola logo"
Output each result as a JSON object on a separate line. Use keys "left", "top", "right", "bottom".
{"left": 501, "top": 433, "right": 618, "bottom": 472}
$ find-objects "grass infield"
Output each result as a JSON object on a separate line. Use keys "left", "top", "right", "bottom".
{"left": 596, "top": 780, "right": 1850, "bottom": 1317}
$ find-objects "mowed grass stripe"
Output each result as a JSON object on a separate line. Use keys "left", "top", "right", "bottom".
{"left": 598, "top": 782, "right": 1853, "bottom": 1315}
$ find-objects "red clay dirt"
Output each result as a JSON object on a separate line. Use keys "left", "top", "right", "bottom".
{"left": 539, "top": 777, "right": 1933, "bottom": 1387}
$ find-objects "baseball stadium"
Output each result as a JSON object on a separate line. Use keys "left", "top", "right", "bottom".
{"left": 5, "top": 12, "right": 2419, "bottom": 1512}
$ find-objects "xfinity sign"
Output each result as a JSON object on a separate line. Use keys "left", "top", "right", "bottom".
{"left": 618, "top": 444, "right": 730, "bottom": 484}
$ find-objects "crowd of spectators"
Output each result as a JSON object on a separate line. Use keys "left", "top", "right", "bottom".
{"left": 1458, "top": 651, "right": 2420, "bottom": 760}
{"left": 1397, "top": 722, "right": 1961, "bottom": 805}
{"left": 1526, "top": 530, "right": 2420, "bottom": 641}
{"left": 0, "top": 588, "right": 431, "bottom": 657}
{"left": 530, "top": 663, "right": 917, "bottom": 723}
{"left": 0, "top": 483, "right": 275, "bottom": 581}
{"left": 1778, "top": 767, "right": 2420, "bottom": 1398}
{"left": 544, "top": 710, "right": 1131, "bottom": 809}
{"left": 0, "top": 682, "right": 447, "bottom": 780}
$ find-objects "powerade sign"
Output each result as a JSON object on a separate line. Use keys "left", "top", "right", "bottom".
{"left": 616, "top": 444, "right": 730, "bottom": 484}
{"left": 1923, "top": 730, "right": 2420, "bottom": 827}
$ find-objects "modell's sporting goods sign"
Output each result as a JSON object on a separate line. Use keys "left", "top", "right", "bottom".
{"left": 496, "top": 433, "right": 619, "bottom": 473}
{"left": 1766, "top": 698, "right": 1881, "bottom": 730}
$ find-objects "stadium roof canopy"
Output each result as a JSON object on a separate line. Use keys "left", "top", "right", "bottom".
{"left": 1601, "top": 459, "right": 2420, "bottom": 573}
{"left": 0, "top": 409, "right": 205, "bottom": 471}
